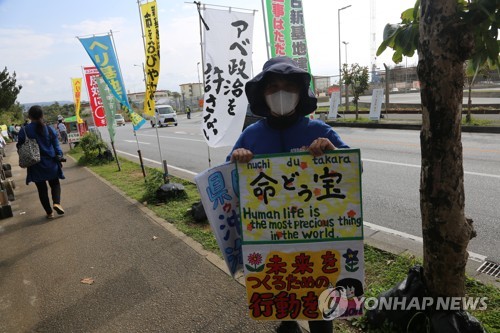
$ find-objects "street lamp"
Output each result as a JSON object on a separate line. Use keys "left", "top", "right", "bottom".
{"left": 338, "top": 5, "right": 351, "bottom": 113}
{"left": 342, "top": 41, "right": 349, "bottom": 66}
{"left": 133, "top": 63, "right": 147, "bottom": 93}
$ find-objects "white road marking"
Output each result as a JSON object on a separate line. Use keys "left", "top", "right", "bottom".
{"left": 137, "top": 134, "right": 204, "bottom": 142}
{"left": 363, "top": 158, "right": 500, "bottom": 179}
{"left": 115, "top": 150, "right": 197, "bottom": 176}
{"left": 364, "top": 221, "right": 487, "bottom": 262}
{"left": 123, "top": 140, "right": 150, "bottom": 145}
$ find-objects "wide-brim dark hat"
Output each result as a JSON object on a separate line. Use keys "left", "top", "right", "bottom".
{"left": 245, "top": 56, "right": 317, "bottom": 117}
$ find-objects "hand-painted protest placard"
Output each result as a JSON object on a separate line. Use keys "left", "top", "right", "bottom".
{"left": 195, "top": 163, "right": 243, "bottom": 277}
{"left": 238, "top": 150, "right": 363, "bottom": 244}
{"left": 243, "top": 241, "right": 364, "bottom": 321}
{"left": 237, "top": 149, "right": 364, "bottom": 321}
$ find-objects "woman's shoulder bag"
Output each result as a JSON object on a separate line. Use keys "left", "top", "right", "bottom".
{"left": 18, "top": 126, "right": 41, "bottom": 168}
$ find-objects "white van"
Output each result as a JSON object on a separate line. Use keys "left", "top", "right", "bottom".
{"left": 151, "top": 104, "right": 178, "bottom": 127}
{"left": 114, "top": 114, "right": 126, "bottom": 126}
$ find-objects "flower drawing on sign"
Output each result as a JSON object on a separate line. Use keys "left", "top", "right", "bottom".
{"left": 246, "top": 252, "right": 265, "bottom": 272}
{"left": 343, "top": 248, "right": 359, "bottom": 272}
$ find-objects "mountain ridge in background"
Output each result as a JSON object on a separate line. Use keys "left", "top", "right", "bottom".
{"left": 22, "top": 101, "right": 74, "bottom": 110}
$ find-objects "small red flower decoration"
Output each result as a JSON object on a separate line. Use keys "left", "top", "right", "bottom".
{"left": 347, "top": 210, "right": 357, "bottom": 218}
{"left": 247, "top": 224, "right": 253, "bottom": 231}
{"left": 247, "top": 252, "right": 263, "bottom": 266}
{"left": 300, "top": 162, "right": 308, "bottom": 169}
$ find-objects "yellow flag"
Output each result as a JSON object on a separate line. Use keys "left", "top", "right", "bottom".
{"left": 140, "top": 0, "right": 160, "bottom": 116}
{"left": 71, "top": 78, "right": 83, "bottom": 124}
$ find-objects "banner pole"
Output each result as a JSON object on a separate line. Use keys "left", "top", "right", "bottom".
{"left": 111, "top": 140, "right": 121, "bottom": 171}
{"left": 195, "top": 2, "right": 212, "bottom": 169}
{"left": 260, "top": 0, "right": 271, "bottom": 60}
{"left": 137, "top": 0, "right": 168, "bottom": 181}
{"left": 109, "top": 29, "right": 147, "bottom": 179}
{"left": 207, "top": 146, "right": 212, "bottom": 168}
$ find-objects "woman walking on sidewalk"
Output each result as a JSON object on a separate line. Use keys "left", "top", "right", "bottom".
{"left": 17, "top": 105, "right": 66, "bottom": 219}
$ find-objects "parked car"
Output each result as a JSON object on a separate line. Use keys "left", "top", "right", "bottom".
{"left": 114, "top": 114, "right": 126, "bottom": 126}
{"left": 151, "top": 105, "right": 178, "bottom": 127}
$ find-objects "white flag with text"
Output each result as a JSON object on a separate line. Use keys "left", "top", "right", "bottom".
{"left": 202, "top": 8, "right": 254, "bottom": 147}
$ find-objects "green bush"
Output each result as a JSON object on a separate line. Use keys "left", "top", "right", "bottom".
{"left": 78, "top": 132, "right": 110, "bottom": 165}
{"left": 143, "top": 168, "right": 165, "bottom": 203}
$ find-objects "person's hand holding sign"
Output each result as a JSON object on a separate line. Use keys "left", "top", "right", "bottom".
{"left": 308, "top": 137, "right": 336, "bottom": 157}
{"left": 230, "top": 148, "right": 254, "bottom": 163}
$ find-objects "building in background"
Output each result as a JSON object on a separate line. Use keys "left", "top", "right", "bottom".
{"left": 127, "top": 90, "right": 178, "bottom": 111}
{"left": 179, "top": 83, "right": 203, "bottom": 111}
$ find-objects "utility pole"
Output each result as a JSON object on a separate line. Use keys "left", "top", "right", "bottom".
{"left": 338, "top": 5, "right": 351, "bottom": 114}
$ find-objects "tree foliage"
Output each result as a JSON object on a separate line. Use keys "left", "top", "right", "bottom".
{"left": 341, "top": 64, "right": 369, "bottom": 119}
{"left": 41, "top": 102, "right": 75, "bottom": 123}
{"left": 377, "top": 0, "right": 499, "bottom": 69}
{"left": 0, "top": 67, "right": 23, "bottom": 111}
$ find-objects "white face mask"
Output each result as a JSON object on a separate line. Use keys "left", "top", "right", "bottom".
{"left": 265, "top": 90, "right": 300, "bottom": 117}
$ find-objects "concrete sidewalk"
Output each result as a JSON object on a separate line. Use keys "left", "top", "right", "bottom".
{"left": 0, "top": 142, "right": 279, "bottom": 333}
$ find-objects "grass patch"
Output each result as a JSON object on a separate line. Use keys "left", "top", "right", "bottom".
{"left": 336, "top": 116, "right": 373, "bottom": 123}
{"left": 462, "top": 117, "right": 495, "bottom": 126}
{"left": 69, "top": 148, "right": 499, "bottom": 332}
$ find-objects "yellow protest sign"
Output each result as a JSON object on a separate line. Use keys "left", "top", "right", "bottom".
{"left": 237, "top": 150, "right": 364, "bottom": 321}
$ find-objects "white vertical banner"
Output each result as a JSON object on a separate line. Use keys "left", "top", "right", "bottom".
{"left": 369, "top": 88, "right": 384, "bottom": 121}
{"left": 328, "top": 91, "right": 341, "bottom": 120}
{"left": 202, "top": 8, "right": 254, "bottom": 148}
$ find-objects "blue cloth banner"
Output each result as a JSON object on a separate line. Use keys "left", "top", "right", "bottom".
{"left": 79, "top": 34, "right": 146, "bottom": 130}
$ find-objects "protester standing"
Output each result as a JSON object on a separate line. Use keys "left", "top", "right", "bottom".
{"left": 228, "top": 56, "right": 349, "bottom": 333}
{"left": 57, "top": 117, "right": 68, "bottom": 144}
{"left": 17, "top": 105, "right": 65, "bottom": 219}
{"left": 8, "top": 124, "right": 17, "bottom": 142}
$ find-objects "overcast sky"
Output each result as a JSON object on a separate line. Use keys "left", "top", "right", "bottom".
{"left": 0, "top": 0, "right": 417, "bottom": 104}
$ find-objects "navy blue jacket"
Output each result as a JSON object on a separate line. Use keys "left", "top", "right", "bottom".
{"left": 17, "top": 123, "right": 64, "bottom": 184}
{"left": 227, "top": 117, "right": 349, "bottom": 160}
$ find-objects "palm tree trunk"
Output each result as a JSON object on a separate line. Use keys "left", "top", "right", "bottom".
{"left": 418, "top": 0, "right": 475, "bottom": 298}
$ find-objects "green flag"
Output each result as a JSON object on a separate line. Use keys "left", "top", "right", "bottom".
{"left": 96, "top": 77, "right": 117, "bottom": 141}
